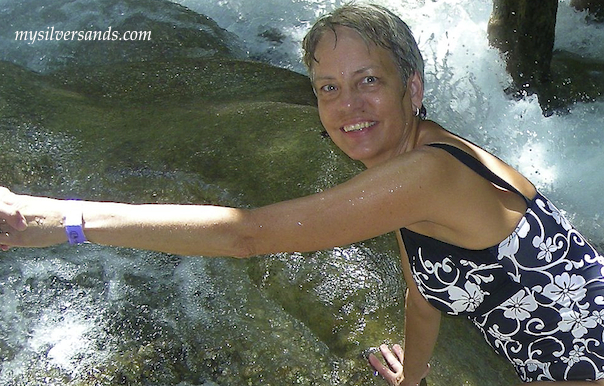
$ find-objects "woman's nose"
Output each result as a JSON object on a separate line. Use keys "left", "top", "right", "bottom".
{"left": 338, "top": 87, "right": 364, "bottom": 111}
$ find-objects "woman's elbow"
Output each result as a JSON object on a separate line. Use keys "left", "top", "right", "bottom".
{"left": 207, "top": 208, "right": 262, "bottom": 259}
{"left": 229, "top": 208, "right": 285, "bottom": 259}
{"left": 230, "top": 235, "right": 258, "bottom": 259}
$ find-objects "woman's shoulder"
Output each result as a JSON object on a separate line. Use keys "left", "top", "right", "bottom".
{"left": 415, "top": 121, "right": 478, "bottom": 154}
{"left": 415, "top": 122, "right": 537, "bottom": 200}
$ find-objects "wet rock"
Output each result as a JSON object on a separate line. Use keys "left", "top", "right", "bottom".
{"left": 0, "top": 57, "right": 333, "bottom": 205}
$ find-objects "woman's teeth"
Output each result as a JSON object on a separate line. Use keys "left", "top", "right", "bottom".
{"left": 342, "top": 121, "right": 375, "bottom": 132}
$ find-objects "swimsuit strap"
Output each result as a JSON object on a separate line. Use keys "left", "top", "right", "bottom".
{"left": 428, "top": 143, "right": 530, "bottom": 206}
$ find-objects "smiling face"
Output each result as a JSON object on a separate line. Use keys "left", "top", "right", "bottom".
{"left": 311, "top": 26, "right": 421, "bottom": 168}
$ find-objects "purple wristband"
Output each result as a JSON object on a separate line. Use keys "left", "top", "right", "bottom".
{"left": 65, "top": 224, "right": 87, "bottom": 245}
{"left": 64, "top": 201, "right": 87, "bottom": 245}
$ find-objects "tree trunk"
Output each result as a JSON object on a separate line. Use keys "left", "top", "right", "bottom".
{"left": 487, "top": 0, "right": 558, "bottom": 89}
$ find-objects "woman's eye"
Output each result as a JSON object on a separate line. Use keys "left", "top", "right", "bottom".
{"left": 320, "top": 84, "right": 337, "bottom": 93}
{"left": 363, "top": 76, "right": 378, "bottom": 84}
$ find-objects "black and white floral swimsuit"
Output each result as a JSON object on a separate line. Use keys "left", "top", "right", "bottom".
{"left": 401, "top": 143, "right": 604, "bottom": 382}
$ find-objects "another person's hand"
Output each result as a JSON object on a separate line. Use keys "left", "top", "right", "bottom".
{"left": 368, "top": 344, "right": 429, "bottom": 386}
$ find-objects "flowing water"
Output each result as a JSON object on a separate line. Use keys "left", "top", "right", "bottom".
{"left": 0, "top": 0, "right": 603, "bottom": 385}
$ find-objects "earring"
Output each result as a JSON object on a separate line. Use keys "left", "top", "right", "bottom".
{"left": 414, "top": 106, "right": 420, "bottom": 117}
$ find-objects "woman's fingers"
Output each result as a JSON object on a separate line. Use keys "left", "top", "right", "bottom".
{"left": 391, "top": 344, "right": 404, "bottom": 363}
{"left": 380, "top": 344, "right": 403, "bottom": 374}
{"left": 368, "top": 351, "right": 390, "bottom": 375}
{"left": 369, "top": 353, "right": 399, "bottom": 385}
{"left": 368, "top": 344, "right": 404, "bottom": 385}
{"left": 368, "top": 344, "right": 430, "bottom": 386}
{"left": 0, "top": 205, "right": 27, "bottom": 231}
{"left": 0, "top": 188, "right": 27, "bottom": 231}
{"left": 0, "top": 188, "right": 28, "bottom": 250}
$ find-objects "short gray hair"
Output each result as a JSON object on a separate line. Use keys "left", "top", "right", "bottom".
{"left": 302, "top": 3, "right": 424, "bottom": 87}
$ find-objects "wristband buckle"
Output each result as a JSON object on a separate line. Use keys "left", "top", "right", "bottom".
{"left": 64, "top": 201, "right": 87, "bottom": 245}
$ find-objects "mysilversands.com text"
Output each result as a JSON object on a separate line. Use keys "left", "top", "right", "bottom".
{"left": 15, "top": 27, "right": 152, "bottom": 44}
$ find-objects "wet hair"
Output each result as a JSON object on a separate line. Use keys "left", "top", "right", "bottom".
{"left": 302, "top": 3, "right": 424, "bottom": 88}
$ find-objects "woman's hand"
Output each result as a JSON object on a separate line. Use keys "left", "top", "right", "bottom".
{"left": 0, "top": 187, "right": 66, "bottom": 250}
{"left": 368, "top": 344, "right": 429, "bottom": 386}
{"left": 0, "top": 187, "right": 27, "bottom": 250}
{"left": 0, "top": 187, "right": 27, "bottom": 228}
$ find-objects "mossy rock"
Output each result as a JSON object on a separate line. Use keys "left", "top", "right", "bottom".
{"left": 0, "top": 57, "right": 362, "bottom": 206}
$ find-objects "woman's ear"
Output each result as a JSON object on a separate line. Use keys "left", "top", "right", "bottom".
{"left": 408, "top": 71, "right": 424, "bottom": 111}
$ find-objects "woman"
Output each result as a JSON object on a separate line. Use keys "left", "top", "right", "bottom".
{"left": 1, "top": 4, "right": 603, "bottom": 386}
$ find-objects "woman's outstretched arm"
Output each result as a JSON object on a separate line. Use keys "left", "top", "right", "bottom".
{"left": 0, "top": 148, "right": 449, "bottom": 257}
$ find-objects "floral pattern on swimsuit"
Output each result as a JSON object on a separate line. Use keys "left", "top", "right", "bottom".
{"left": 402, "top": 191, "right": 604, "bottom": 382}
{"left": 401, "top": 142, "right": 604, "bottom": 382}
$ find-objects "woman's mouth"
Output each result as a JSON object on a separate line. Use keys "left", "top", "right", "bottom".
{"left": 342, "top": 121, "right": 376, "bottom": 133}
